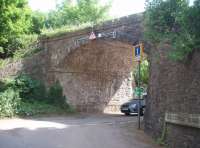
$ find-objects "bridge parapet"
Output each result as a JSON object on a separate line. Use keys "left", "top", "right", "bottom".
{"left": 39, "top": 13, "right": 144, "bottom": 71}
{"left": 40, "top": 13, "right": 143, "bottom": 43}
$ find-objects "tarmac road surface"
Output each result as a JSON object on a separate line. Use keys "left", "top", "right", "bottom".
{"left": 0, "top": 114, "right": 162, "bottom": 148}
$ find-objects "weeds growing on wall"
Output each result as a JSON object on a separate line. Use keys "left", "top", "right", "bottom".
{"left": 155, "top": 121, "right": 168, "bottom": 147}
{"left": 0, "top": 74, "right": 74, "bottom": 118}
{"left": 40, "top": 23, "right": 93, "bottom": 38}
{"left": 0, "top": 34, "right": 41, "bottom": 69}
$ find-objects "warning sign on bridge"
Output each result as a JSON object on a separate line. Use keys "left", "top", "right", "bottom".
{"left": 89, "top": 31, "right": 96, "bottom": 40}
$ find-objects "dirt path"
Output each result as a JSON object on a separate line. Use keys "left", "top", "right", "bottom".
{"left": 0, "top": 114, "right": 162, "bottom": 148}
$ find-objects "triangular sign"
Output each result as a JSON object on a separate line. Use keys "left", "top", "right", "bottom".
{"left": 89, "top": 31, "right": 96, "bottom": 40}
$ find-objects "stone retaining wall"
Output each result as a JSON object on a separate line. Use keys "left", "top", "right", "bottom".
{"left": 144, "top": 44, "right": 200, "bottom": 148}
{"left": 0, "top": 51, "right": 47, "bottom": 81}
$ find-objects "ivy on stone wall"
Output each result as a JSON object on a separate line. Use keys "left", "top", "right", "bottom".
{"left": 144, "top": 0, "right": 200, "bottom": 61}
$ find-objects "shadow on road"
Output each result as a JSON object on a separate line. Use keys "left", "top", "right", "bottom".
{"left": 0, "top": 115, "right": 162, "bottom": 148}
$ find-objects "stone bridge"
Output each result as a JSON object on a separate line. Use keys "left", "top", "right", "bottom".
{"left": 42, "top": 21, "right": 200, "bottom": 146}
{"left": 1, "top": 12, "right": 200, "bottom": 148}
{"left": 0, "top": 13, "right": 145, "bottom": 112}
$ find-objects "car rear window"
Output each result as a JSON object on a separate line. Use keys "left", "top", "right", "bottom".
{"left": 131, "top": 99, "right": 145, "bottom": 105}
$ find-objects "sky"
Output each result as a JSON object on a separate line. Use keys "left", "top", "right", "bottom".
{"left": 28, "top": 0, "right": 195, "bottom": 17}
{"left": 28, "top": 0, "right": 146, "bottom": 17}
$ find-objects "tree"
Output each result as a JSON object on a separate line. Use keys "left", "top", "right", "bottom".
{"left": 0, "top": 0, "right": 32, "bottom": 58}
{"left": 144, "top": 0, "right": 189, "bottom": 44}
{"left": 31, "top": 11, "right": 47, "bottom": 34}
{"left": 144, "top": 0, "right": 200, "bottom": 61}
{"left": 46, "top": 0, "right": 111, "bottom": 28}
{"left": 77, "top": 0, "right": 111, "bottom": 23}
{"left": 186, "top": 0, "right": 200, "bottom": 49}
{"left": 134, "top": 59, "right": 149, "bottom": 86}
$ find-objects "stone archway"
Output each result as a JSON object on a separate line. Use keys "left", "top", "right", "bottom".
{"left": 35, "top": 13, "right": 145, "bottom": 113}
{"left": 0, "top": 13, "right": 145, "bottom": 113}
{"left": 47, "top": 39, "right": 138, "bottom": 113}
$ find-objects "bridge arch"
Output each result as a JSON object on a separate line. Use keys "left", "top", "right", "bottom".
{"left": 38, "top": 13, "right": 147, "bottom": 112}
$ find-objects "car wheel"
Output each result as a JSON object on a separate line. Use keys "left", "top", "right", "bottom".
{"left": 125, "top": 113, "right": 130, "bottom": 116}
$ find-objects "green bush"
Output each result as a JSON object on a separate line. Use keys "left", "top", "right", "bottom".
{"left": 0, "top": 75, "right": 72, "bottom": 118}
{"left": 47, "top": 81, "right": 67, "bottom": 106}
{"left": 12, "top": 34, "right": 41, "bottom": 60}
{"left": 0, "top": 88, "right": 20, "bottom": 117}
{"left": 0, "top": 34, "right": 41, "bottom": 69}
{"left": 134, "top": 59, "right": 149, "bottom": 86}
{"left": 14, "top": 74, "right": 47, "bottom": 101}
{"left": 0, "top": 80, "right": 7, "bottom": 92}
{"left": 0, "top": 58, "right": 11, "bottom": 68}
{"left": 0, "top": 0, "right": 32, "bottom": 58}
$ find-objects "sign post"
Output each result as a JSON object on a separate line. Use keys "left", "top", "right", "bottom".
{"left": 134, "top": 43, "right": 144, "bottom": 129}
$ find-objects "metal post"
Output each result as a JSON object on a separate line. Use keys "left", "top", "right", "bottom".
{"left": 138, "top": 60, "right": 141, "bottom": 129}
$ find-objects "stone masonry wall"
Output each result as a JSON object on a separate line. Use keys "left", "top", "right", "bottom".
{"left": 0, "top": 51, "right": 47, "bottom": 81}
{"left": 0, "top": 11, "right": 200, "bottom": 147}
{"left": 0, "top": 40, "right": 136, "bottom": 113}
{"left": 0, "top": 13, "right": 143, "bottom": 113}
{"left": 144, "top": 44, "right": 200, "bottom": 148}
{"left": 50, "top": 40, "right": 136, "bottom": 112}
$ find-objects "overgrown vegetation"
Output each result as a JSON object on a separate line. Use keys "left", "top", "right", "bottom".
{"left": 0, "top": 34, "right": 41, "bottom": 68}
{"left": 155, "top": 121, "right": 168, "bottom": 146}
{"left": 41, "top": 22, "right": 93, "bottom": 38}
{"left": 133, "top": 59, "right": 149, "bottom": 97}
{"left": 0, "top": 0, "right": 111, "bottom": 60}
{"left": 0, "top": 0, "right": 32, "bottom": 58}
{"left": 0, "top": 0, "right": 111, "bottom": 68}
{"left": 46, "top": 0, "right": 111, "bottom": 28}
{"left": 134, "top": 59, "right": 149, "bottom": 87}
{"left": 144, "top": 0, "right": 200, "bottom": 61}
{"left": 0, "top": 74, "right": 74, "bottom": 118}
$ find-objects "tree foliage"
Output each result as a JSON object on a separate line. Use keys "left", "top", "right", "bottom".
{"left": 31, "top": 11, "right": 47, "bottom": 34}
{"left": 0, "top": 74, "right": 72, "bottom": 117}
{"left": 0, "top": 0, "right": 111, "bottom": 59}
{"left": 134, "top": 60, "right": 149, "bottom": 86}
{"left": 144, "top": 0, "right": 200, "bottom": 61}
{"left": 46, "top": 0, "right": 111, "bottom": 28}
{"left": 0, "top": 0, "right": 32, "bottom": 58}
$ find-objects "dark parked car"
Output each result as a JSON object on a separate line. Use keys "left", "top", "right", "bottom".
{"left": 120, "top": 99, "right": 146, "bottom": 116}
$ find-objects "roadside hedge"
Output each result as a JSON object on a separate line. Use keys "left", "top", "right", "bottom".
{"left": 0, "top": 74, "right": 73, "bottom": 118}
